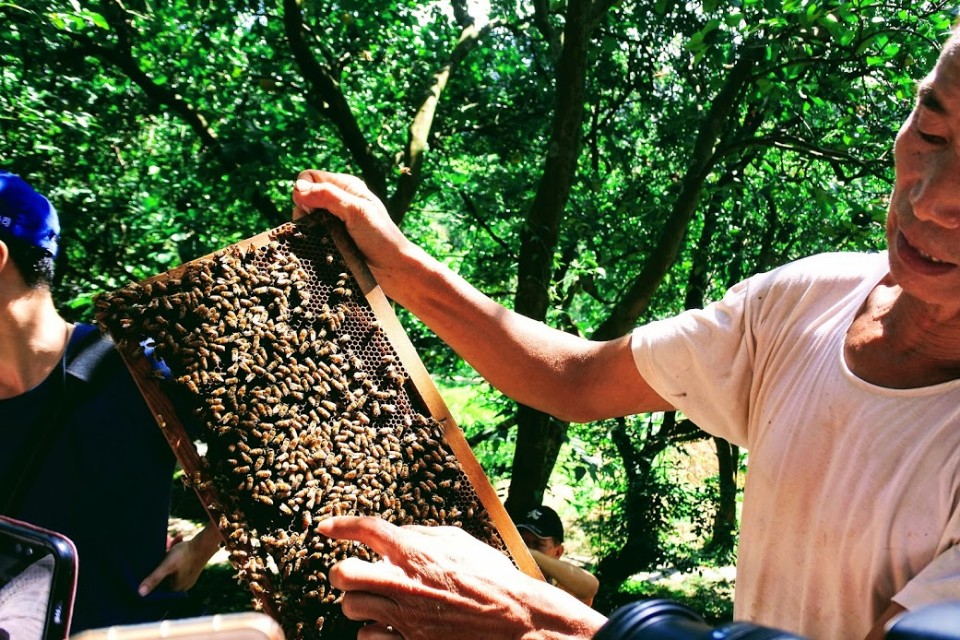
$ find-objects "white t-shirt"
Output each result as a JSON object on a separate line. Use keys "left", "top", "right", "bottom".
{"left": 631, "top": 251, "right": 960, "bottom": 639}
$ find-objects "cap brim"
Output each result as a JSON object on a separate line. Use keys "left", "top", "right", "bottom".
{"left": 516, "top": 524, "right": 553, "bottom": 539}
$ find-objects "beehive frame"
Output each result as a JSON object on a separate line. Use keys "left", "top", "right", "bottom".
{"left": 95, "top": 212, "right": 541, "bottom": 639}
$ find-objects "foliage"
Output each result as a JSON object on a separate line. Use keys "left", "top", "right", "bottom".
{"left": 438, "top": 379, "right": 517, "bottom": 480}
{"left": 3, "top": 0, "right": 959, "bottom": 605}
{"left": 607, "top": 573, "right": 736, "bottom": 625}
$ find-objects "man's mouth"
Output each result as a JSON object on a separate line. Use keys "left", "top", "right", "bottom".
{"left": 896, "top": 231, "right": 956, "bottom": 273}
{"left": 917, "top": 246, "right": 947, "bottom": 264}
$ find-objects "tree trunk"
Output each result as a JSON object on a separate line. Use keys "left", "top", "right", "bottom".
{"left": 707, "top": 437, "right": 739, "bottom": 555}
{"left": 506, "top": 0, "right": 599, "bottom": 516}
{"left": 592, "top": 45, "right": 763, "bottom": 341}
{"left": 282, "top": 0, "right": 389, "bottom": 204}
{"left": 504, "top": 407, "right": 565, "bottom": 517}
{"left": 594, "top": 416, "right": 675, "bottom": 598}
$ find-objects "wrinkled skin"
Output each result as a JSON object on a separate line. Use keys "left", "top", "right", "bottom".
{"left": 317, "top": 517, "right": 607, "bottom": 640}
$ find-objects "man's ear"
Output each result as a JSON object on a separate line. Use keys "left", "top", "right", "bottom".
{"left": 0, "top": 239, "right": 9, "bottom": 273}
{"left": 552, "top": 542, "right": 565, "bottom": 559}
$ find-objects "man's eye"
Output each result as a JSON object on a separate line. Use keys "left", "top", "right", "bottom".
{"left": 918, "top": 130, "right": 948, "bottom": 145}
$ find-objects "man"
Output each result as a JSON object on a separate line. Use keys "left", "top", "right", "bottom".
{"left": 516, "top": 505, "right": 599, "bottom": 606}
{"left": 292, "top": 24, "right": 960, "bottom": 640}
{"left": 0, "top": 172, "right": 220, "bottom": 632}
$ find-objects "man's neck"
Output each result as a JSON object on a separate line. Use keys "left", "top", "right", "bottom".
{"left": 846, "top": 281, "right": 960, "bottom": 388}
{"left": 0, "top": 292, "right": 72, "bottom": 399}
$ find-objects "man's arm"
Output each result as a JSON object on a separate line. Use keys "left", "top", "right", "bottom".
{"left": 529, "top": 549, "right": 600, "bottom": 605}
{"left": 138, "top": 523, "right": 222, "bottom": 596}
{"left": 292, "top": 172, "right": 674, "bottom": 423}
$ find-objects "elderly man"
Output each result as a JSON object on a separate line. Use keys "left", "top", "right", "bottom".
{"left": 292, "top": 24, "right": 960, "bottom": 640}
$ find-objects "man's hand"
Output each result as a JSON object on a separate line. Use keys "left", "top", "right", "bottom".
{"left": 317, "top": 516, "right": 608, "bottom": 640}
{"left": 292, "top": 171, "right": 415, "bottom": 278}
{"left": 138, "top": 524, "right": 222, "bottom": 596}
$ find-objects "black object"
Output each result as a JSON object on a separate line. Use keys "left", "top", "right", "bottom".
{"left": 594, "top": 599, "right": 805, "bottom": 640}
{"left": 595, "top": 599, "right": 960, "bottom": 640}
{"left": 516, "top": 505, "right": 565, "bottom": 542}
{"left": 0, "top": 516, "right": 78, "bottom": 640}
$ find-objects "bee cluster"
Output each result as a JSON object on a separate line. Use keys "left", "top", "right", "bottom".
{"left": 94, "top": 218, "right": 505, "bottom": 639}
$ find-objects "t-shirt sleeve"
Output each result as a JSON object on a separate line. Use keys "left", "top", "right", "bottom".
{"left": 893, "top": 545, "right": 960, "bottom": 612}
{"left": 630, "top": 252, "right": 891, "bottom": 450}
{"left": 630, "top": 275, "right": 763, "bottom": 448}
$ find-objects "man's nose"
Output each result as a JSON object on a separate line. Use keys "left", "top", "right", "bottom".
{"left": 910, "top": 152, "right": 960, "bottom": 229}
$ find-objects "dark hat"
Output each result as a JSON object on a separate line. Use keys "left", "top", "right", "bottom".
{"left": 516, "top": 505, "right": 564, "bottom": 542}
{"left": 0, "top": 172, "right": 60, "bottom": 257}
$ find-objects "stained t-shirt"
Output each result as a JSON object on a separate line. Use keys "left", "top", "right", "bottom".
{"left": 632, "top": 252, "right": 960, "bottom": 639}
{"left": 0, "top": 323, "right": 187, "bottom": 632}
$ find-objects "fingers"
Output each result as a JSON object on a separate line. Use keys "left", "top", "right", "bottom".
{"left": 319, "top": 516, "right": 508, "bottom": 579}
{"left": 316, "top": 516, "right": 404, "bottom": 559}
{"left": 290, "top": 170, "right": 410, "bottom": 277}
{"left": 357, "top": 623, "right": 403, "bottom": 640}
{"left": 328, "top": 555, "right": 407, "bottom": 592}
{"left": 166, "top": 532, "right": 185, "bottom": 550}
{"left": 296, "top": 170, "right": 370, "bottom": 197}
{"left": 293, "top": 173, "right": 375, "bottom": 222}
{"left": 340, "top": 590, "right": 402, "bottom": 624}
{"left": 138, "top": 558, "right": 173, "bottom": 596}
{"left": 317, "top": 516, "right": 459, "bottom": 564}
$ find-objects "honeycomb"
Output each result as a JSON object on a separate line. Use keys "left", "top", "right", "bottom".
{"left": 94, "top": 213, "right": 529, "bottom": 639}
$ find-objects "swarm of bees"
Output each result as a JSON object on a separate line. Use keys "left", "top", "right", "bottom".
{"left": 94, "top": 216, "right": 506, "bottom": 639}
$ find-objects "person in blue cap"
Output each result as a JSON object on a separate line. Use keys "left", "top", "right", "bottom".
{"left": 0, "top": 172, "right": 221, "bottom": 632}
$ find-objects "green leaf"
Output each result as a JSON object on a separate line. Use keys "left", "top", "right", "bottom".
{"left": 83, "top": 10, "right": 109, "bottom": 30}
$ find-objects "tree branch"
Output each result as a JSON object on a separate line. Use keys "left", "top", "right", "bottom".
{"left": 388, "top": 18, "right": 503, "bottom": 223}
{"left": 533, "top": 0, "right": 560, "bottom": 58}
{"left": 65, "top": 5, "right": 281, "bottom": 224}
{"left": 282, "top": 0, "right": 389, "bottom": 204}
{"left": 720, "top": 132, "right": 888, "bottom": 181}
{"left": 515, "top": 0, "right": 597, "bottom": 322}
{"left": 458, "top": 191, "right": 516, "bottom": 258}
{"left": 593, "top": 44, "right": 764, "bottom": 340}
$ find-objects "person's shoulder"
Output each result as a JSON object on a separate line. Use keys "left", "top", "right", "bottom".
{"left": 748, "top": 251, "right": 886, "bottom": 294}
{"left": 777, "top": 251, "right": 886, "bottom": 277}
{"left": 730, "top": 252, "right": 886, "bottom": 326}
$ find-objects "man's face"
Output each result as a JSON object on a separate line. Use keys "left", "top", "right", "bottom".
{"left": 520, "top": 529, "right": 563, "bottom": 559}
{"left": 888, "top": 37, "right": 960, "bottom": 310}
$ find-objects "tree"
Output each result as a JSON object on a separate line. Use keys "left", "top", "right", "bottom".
{"left": 2, "top": 0, "right": 955, "bottom": 592}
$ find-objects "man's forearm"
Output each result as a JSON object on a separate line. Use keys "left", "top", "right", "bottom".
{"left": 530, "top": 550, "right": 600, "bottom": 604}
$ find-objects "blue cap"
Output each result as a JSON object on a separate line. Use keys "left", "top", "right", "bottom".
{"left": 0, "top": 172, "right": 60, "bottom": 257}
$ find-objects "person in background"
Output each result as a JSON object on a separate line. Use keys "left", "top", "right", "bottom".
{"left": 296, "top": 21, "right": 960, "bottom": 640}
{"left": 516, "top": 505, "right": 599, "bottom": 607}
{"left": 0, "top": 171, "right": 220, "bottom": 632}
